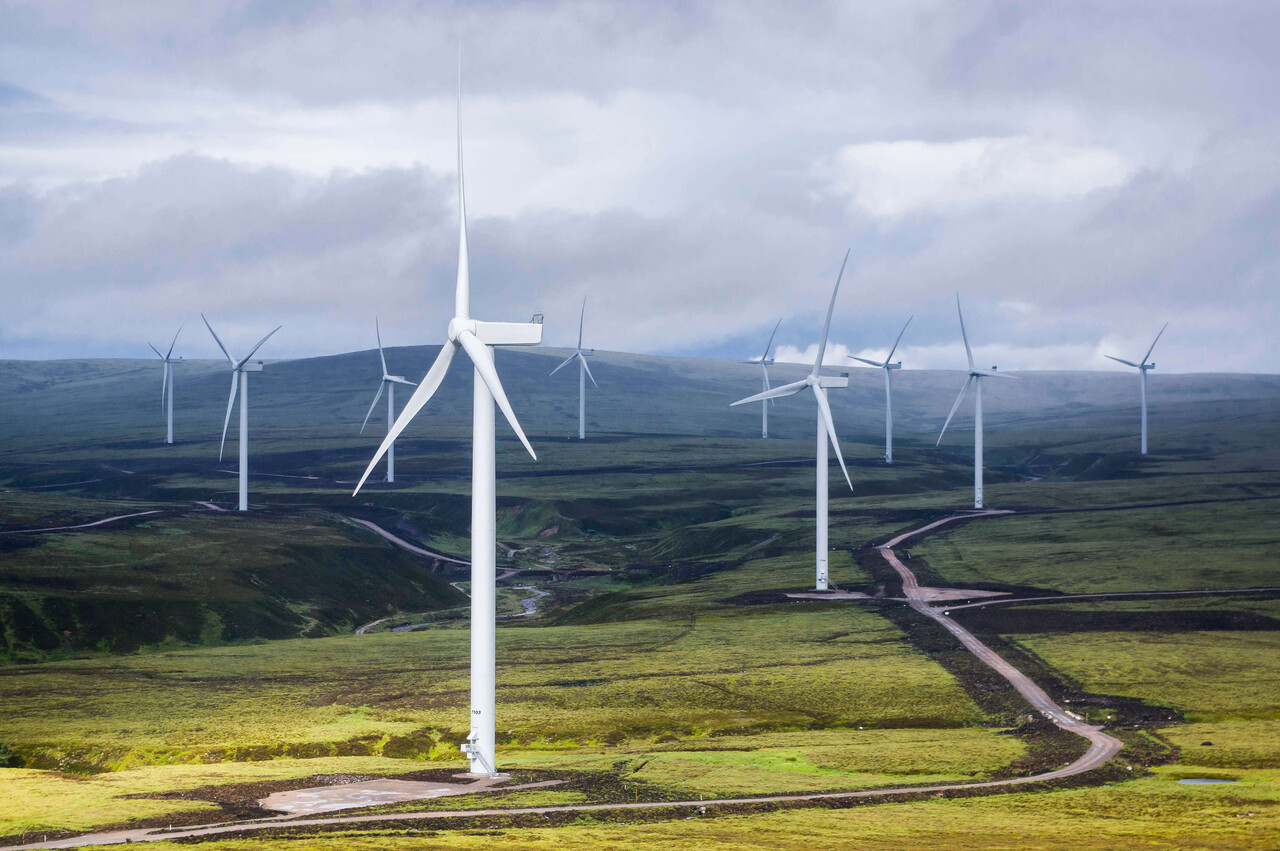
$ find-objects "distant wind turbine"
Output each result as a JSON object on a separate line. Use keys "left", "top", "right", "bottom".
{"left": 202, "top": 314, "right": 282, "bottom": 512}
{"left": 1104, "top": 323, "right": 1168, "bottom": 455}
{"left": 745, "top": 319, "right": 782, "bottom": 438}
{"left": 360, "top": 319, "right": 417, "bottom": 482}
{"left": 848, "top": 316, "right": 911, "bottom": 463}
{"left": 147, "top": 325, "right": 182, "bottom": 444}
{"left": 936, "top": 295, "right": 1014, "bottom": 509}
{"left": 731, "top": 252, "right": 853, "bottom": 591}
{"left": 549, "top": 297, "right": 597, "bottom": 440}
{"left": 352, "top": 67, "right": 543, "bottom": 778}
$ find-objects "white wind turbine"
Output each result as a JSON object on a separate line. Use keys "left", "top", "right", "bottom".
{"left": 1104, "top": 323, "right": 1168, "bottom": 455}
{"left": 848, "top": 316, "right": 911, "bottom": 463}
{"left": 360, "top": 319, "right": 417, "bottom": 482}
{"left": 352, "top": 73, "right": 543, "bottom": 778}
{"left": 745, "top": 319, "right": 782, "bottom": 438}
{"left": 936, "top": 295, "right": 1014, "bottom": 509}
{"left": 147, "top": 325, "right": 182, "bottom": 444}
{"left": 202, "top": 314, "right": 282, "bottom": 512}
{"left": 731, "top": 252, "right": 853, "bottom": 591}
{"left": 549, "top": 297, "right": 597, "bottom": 440}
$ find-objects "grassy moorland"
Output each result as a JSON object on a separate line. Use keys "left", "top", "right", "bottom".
{"left": 1, "top": 352, "right": 1279, "bottom": 846}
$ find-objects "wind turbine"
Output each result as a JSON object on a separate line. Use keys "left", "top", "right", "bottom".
{"left": 352, "top": 71, "right": 542, "bottom": 778}
{"left": 147, "top": 325, "right": 182, "bottom": 444}
{"left": 936, "top": 295, "right": 1014, "bottom": 509}
{"left": 1105, "top": 323, "right": 1168, "bottom": 455}
{"left": 731, "top": 252, "right": 853, "bottom": 591}
{"left": 549, "top": 297, "right": 596, "bottom": 440}
{"left": 848, "top": 316, "right": 911, "bottom": 463}
{"left": 360, "top": 319, "right": 417, "bottom": 482}
{"left": 745, "top": 319, "right": 782, "bottom": 438}
{"left": 202, "top": 314, "right": 282, "bottom": 512}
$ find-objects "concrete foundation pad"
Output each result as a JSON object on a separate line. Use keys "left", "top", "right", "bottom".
{"left": 786, "top": 591, "right": 872, "bottom": 600}
{"left": 259, "top": 774, "right": 562, "bottom": 816}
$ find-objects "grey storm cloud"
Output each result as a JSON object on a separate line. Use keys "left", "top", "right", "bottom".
{"left": 0, "top": 0, "right": 1277, "bottom": 371}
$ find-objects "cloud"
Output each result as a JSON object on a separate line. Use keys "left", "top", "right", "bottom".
{"left": 0, "top": 1, "right": 1277, "bottom": 373}
{"left": 818, "top": 137, "right": 1132, "bottom": 218}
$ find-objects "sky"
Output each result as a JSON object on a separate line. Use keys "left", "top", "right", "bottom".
{"left": 1, "top": 0, "right": 1277, "bottom": 372}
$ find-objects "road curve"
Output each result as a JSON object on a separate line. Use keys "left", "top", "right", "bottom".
{"left": 877, "top": 511, "right": 1123, "bottom": 776}
{"left": 3, "top": 511, "right": 1127, "bottom": 850}
{"left": 1, "top": 510, "right": 162, "bottom": 535}
{"left": 348, "top": 518, "right": 469, "bottom": 565}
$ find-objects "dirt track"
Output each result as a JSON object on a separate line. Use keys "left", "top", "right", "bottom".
{"left": 1, "top": 510, "right": 162, "bottom": 535}
{"left": 347, "top": 518, "right": 469, "bottom": 565}
{"left": 877, "top": 511, "right": 1124, "bottom": 776}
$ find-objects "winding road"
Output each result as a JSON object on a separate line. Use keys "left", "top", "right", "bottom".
{"left": 1, "top": 510, "right": 162, "bottom": 535}
{"left": 877, "top": 511, "right": 1124, "bottom": 774}
{"left": 2, "top": 509, "right": 1133, "bottom": 850}
{"left": 347, "top": 518, "right": 469, "bottom": 565}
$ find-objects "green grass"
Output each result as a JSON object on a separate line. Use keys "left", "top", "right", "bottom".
{"left": 0, "top": 604, "right": 980, "bottom": 766}
{"left": 0, "top": 510, "right": 465, "bottom": 660}
{"left": 92, "top": 768, "right": 1280, "bottom": 850}
{"left": 1010, "top": 631, "right": 1280, "bottom": 722}
{"left": 909, "top": 500, "right": 1280, "bottom": 594}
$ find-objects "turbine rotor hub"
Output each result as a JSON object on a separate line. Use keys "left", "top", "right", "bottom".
{"left": 447, "top": 317, "right": 477, "bottom": 342}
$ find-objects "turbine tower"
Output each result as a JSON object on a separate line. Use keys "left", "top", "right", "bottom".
{"left": 549, "top": 297, "right": 596, "bottom": 440}
{"left": 936, "top": 295, "right": 1014, "bottom": 509}
{"left": 147, "top": 325, "right": 182, "bottom": 444}
{"left": 360, "top": 319, "right": 417, "bottom": 482}
{"left": 848, "top": 316, "right": 911, "bottom": 463}
{"left": 731, "top": 252, "right": 853, "bottom": 591}
{"left": 352, "top": 71, "right": 542, "bottom": 778}
{"left": 1104, "top": 323, "right": 1168, "bottom": 455}
{"left": 745, "top": 319, "right": 781, "bottom": 438}
{"left": 202, "top": 315, "right": 282, "bottom": 512}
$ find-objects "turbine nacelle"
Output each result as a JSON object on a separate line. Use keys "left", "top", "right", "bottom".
{"left": 449, "top": 316, "right": 544, "bottom": 347}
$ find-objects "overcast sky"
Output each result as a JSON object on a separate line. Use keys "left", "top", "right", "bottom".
{"left": 1, "top": 0, "right": 1277, "bottom": 372}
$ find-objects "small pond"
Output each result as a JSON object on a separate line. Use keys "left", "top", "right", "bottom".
{"left": 1177, "top": 778, "right": 1239, "bottom": 785}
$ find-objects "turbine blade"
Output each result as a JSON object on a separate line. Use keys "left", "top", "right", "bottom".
{"left": 165, "top": 324, "right": 183, "bottom": 360}
{"left": 1104, "top": 355, "right": 1140, "bottom": 368}
{"left": 457, "top": 331, "right": 537, "bottom": 460}
{"left": 161, "top": 361, "right": 168, "bottom": 413}
{"left": 454, "top": 60, "right": 470, "bottom": 319}
{"left": 549, "top": 353, "right": 577, "bottom": 376}
{"left": 389, "top": 376, "right": 417, "bottom": 387}
{"left": 731, "top": 378, "right": 807, "bottom": 407}
{"left": 148, "top": 342, "right": 164, "bottom": 359}
{"left": 886, "top": 315, "right": 912, "bottom": 363}
{"left": 220, "top": 371, "right": 239, "bottom": 462}
{"left": 763, "top": 317, "right": 782, "bottom": 362}
{"left": 354, "top": 340, "right": 459, "bottom": 495}
{"left": 956, "top": 294, "right": 974, "bottom": 370}
{"left": 578, "top": 296, "right": 586, "bottom": 350}
{"left": 975, "top": 368, "right": 1017, "bottom": 379}
{"left": 201, "top": 314, "right": 234, "bottom": 364}
{"left": 763, "top": 366, "right": 775, "bottom": 405}
{"left": 579, "top": 353, "right": 598, "bottom": 388}
{"left": 812, "top": 249, "right": 851, "bottom": 377}
{"left": 237, "top": 325, "right": 282, "bottom": 367}
{"left": 848, "top": 356, "right": 884, "bottom": 368}
{"left": 376, "top": 317, "right": 388, "bottom": 376}
{"left": 813, "top": 386, "right": 852, "bottom": 490}
{"left": 936, "top": 376, "right": 973, "bottom": 446}
{"left": 1143, "top": 322, "right": 1169, "bottom": 365}
{"left": 360, "top": 381, "right": 386, "bottom": 434}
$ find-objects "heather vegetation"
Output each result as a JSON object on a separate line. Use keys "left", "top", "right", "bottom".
{"left": 1, "top": 352, "right": 1279, "bottom": 846}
